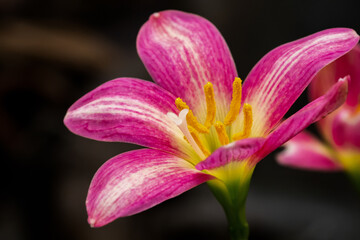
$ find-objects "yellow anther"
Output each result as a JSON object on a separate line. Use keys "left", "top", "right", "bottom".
{"left": 233, "top": 103, "right": 253, "bottom": 140}
{"left": 175, "top": 98, "right": 189, "bottom": 110}
{"left": 215, "top": 121, "right": 229, "bottom": 145}
{"left": 224, "top": 77, "right": 242, "bottom": 126}
{"left": 204, "top": 82, "right": 216, "bottom": 128}
{"left": 188, "top": 126, "right": 211, "bottom": 157}
{"left": 175, "top": 98, "right": 209, "bottom": 133}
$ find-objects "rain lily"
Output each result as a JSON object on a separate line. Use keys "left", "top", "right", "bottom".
{"left": 64, "top": 10, "right": 359, "bottom": 240}
{"left": 277, "top": 44, "right": 360, "bottom": 191}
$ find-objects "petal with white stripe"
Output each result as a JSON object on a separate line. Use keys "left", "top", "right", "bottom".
{"left": 86, "top": 149, "right": 214, "bottom": 227}
{"left": 251, "top": 76, "right": 349, "bottom": 164}
{"left": 137, "top": 10, "right": 237, "bottom": 121}
{"left": 64, "top": 78, "right": 195, "bottom": 160}
{"left": 242, "top": 28, "right": 359, "bottom": 137}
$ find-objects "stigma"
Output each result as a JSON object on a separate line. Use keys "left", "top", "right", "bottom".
{"left": 168, "top": 77, "right": 253, "bottom": 160}
{"left": 167, "top": 109, "right": 207, "bottom": 159}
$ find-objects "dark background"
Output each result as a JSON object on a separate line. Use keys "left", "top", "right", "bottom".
{"left": 1, "top": 0, "right": 359, "bottom": 239}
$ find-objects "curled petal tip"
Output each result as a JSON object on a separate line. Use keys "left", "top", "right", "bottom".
{"left": 88, "top": 218, "right": 96, "bottom": 228}
{"left": 351, "top": 28, "right": 359, "bottom": 37}
{"left": 152, "top": 12, "right": 160, "bottom": 18}
{"left": 337, "top": 27, "right": 359, "bottom": 39}
{"left": 149, "top": 12, "right": 161, "bottom": 21}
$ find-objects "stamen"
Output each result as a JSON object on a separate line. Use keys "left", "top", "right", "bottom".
{"left": 233, "top": 103, "right": 253, "bottom": 140}
{"left": 175, "top": 98, "right": 209, "bottom": 133}
{"left": 188, "top": 126, "right": 211, "bottom": 157}
{"left": 224, "top": 77, "right": 242, "bottom": 126}
{"left": 167, "top": 109, "right": 206, "bottom": 159}
{"left": 215, "top": 121, "right": 229, "bottom": 145}
{"left": 204, "top": 82, "right": 216, "bottom": 128}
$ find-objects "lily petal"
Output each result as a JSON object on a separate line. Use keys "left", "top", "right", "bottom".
{"left": 252, "top": 76, "right": 349, "bottom": 163}
{"left": 64, "top": 78, "right": 194, "bottom": 159}
{"left": 332, "top": 108, "right": 360, "bottom": 150}
{"left": 242, "top": 28, "right": 359, "bottom": 137}
{"left": 196, "top": 137, "right": 266, "bottom": 171}
{"left": 310, "top": 44, "right": 360, "bottom": 107}
{"left": 137, "top": 10, "right": 237, "bottom": 120}
{"left": 277, "top": 132, "right": 342, "bottom": 171}
{"left": 86, "top": 149, "right": 214, "bottom": 227}
{"left": 310, "top": 45, "right": 360, "bottom": 142}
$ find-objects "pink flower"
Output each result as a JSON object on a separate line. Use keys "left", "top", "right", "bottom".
{"left": 277, "top": 44, "right": 360, "bottom": 189}
{"left": 64, "top": 10, "right": 358, "bottom": 233}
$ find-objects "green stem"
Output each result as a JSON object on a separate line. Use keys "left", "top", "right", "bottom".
{"left": 207, "top": 170, "right": 253, "bottom": 240}
{"left": 225, "top": 183, "right": 249, "bottom": 240}
{"left": 337, "top": 151, "right": 360, "bottom": 193}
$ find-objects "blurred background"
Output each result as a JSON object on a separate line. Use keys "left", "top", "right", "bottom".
{"left": 1, "top": 0, "right": 359, "bottom": 239}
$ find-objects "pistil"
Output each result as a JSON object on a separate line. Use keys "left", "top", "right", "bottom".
{"left": 167, "top": 109, "right": 207, "bottom": 159}
{"left": 168, "top": 77, "right": 254, "bottom": 159}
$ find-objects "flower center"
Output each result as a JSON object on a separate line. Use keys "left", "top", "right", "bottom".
{"left": 168, "top": 77, "right": 254, "bottom": 160}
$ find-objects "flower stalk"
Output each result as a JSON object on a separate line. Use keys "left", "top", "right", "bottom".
{"left": 338, "top": 152, "right": 360, "bottom": 192}
{"left": 208, "top": 167, "right": 254, "bottom": 240}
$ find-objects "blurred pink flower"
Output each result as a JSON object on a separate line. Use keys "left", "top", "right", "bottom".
{"left": 278, "top": 45, "right": 360, "bottom": 189}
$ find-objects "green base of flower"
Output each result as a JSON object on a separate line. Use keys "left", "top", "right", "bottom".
{"left": 207, "top": 167, "right": 254, "bottom": 240}
{"left": 338, "top": 151, "right": 360, "bottom": 193}
{"left": 347, "top": 169, "right": 360, "bottom": 193}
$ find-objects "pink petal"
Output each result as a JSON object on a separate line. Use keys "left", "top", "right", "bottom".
{"left": 137, "top": 10, "right": 237, "bottom": 118}
{"left": 64, "top": 78, "right": 193, "bottom": 159}
{"left": 310, "top": 44, "right": 360, "bottom": 107}
{"left": 277, "top": 132, "right": 342, "bottom": 171}
{"left": 251, "top": 76, "right": 349, "bottom": 164}
{"left": 331, "top": 108, "right": 360, "bottom": 150}
{"left": 196, "top": 137, "right": 266, "bottom": 170}
{"left": 242, "top": 28, "right": 359, "bottom": 136}
{"left": 86, "top": 149, "right": 214, "bottom": 227}
{"left": 310, "top": 45, "right": 360, "bottom": 142}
